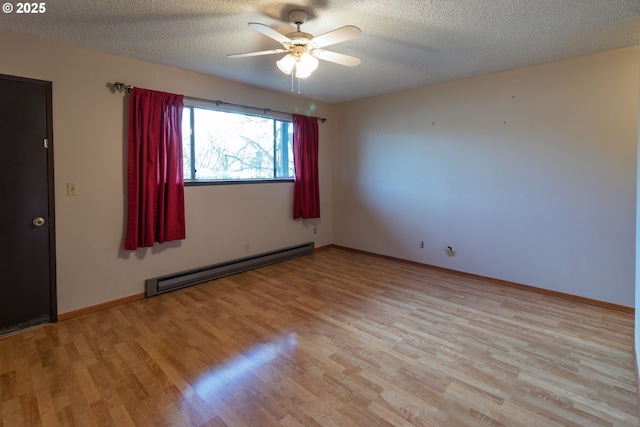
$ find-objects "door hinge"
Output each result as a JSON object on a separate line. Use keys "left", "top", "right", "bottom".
{"left": 43, "top": 138, "right": 49, "bottom": 149}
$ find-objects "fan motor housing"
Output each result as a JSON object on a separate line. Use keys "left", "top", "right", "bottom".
{"left": 286, "top": 31, "right": 313, "bottom": 44}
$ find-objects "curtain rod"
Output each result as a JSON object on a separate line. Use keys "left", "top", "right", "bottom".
{"left": 111, "top": 82, "right": 326, "bottom": 123}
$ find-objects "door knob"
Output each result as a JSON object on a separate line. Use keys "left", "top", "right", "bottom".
{"left": 33, "top": 217, "right": 45, "bottom": 227}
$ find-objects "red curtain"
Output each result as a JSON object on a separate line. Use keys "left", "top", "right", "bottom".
{"left": 124, "top": 88, "right": 186, "bottom": 250}
{"left": 292, "top": 114, "right": 320, "bottom": 219}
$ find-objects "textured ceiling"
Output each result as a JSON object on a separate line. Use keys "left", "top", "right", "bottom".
{"left": 1, "top": 0, "right": 639, "bottom": 103}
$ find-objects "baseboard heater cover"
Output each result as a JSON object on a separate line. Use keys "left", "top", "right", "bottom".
{"left": 145, "top": 242, "right": 314, "bottom": 297}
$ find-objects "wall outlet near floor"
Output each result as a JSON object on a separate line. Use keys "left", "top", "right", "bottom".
{"left": 446, "top": 246, "right": 456, "bottom": 257}
{"left": 419, "top": 241, "right": 424, "bottom": 248}
{"left": 244, "top": 243, "right": 251, "bottom": 253}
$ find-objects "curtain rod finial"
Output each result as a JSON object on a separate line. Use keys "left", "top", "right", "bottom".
{"left": 113, "top": 82, "right": 133, "bottom": 94}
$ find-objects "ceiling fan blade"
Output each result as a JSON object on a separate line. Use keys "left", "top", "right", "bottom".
{"left": 248, "top": 22, "right": 292, "bottom": 45}
{"left": 311, "top": 25, "right": 361, "bottom": 48}
{"left": 314, "top": 50, "right": 361, "bottom": 67}
{"left": 228, "top": 49, "right": 288, "bottom": 58}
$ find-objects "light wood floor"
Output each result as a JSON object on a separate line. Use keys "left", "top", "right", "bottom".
{"left": 1, "top": 247, "right": 637, "bottom": 426}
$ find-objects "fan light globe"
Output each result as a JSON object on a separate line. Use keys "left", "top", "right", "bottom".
{"left": 276, "top": 54, "right": 296, "bottom": 75}
{"left": 295, "top": 53, "right": 319, "bottom": 78}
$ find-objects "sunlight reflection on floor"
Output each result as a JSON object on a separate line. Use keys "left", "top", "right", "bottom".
{"left": 192, "top": 332, "right": 298, "bottom": 400}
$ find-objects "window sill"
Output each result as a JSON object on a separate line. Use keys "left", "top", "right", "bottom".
{"left": 185, "top": 178, "right": 294, "bottom": 186}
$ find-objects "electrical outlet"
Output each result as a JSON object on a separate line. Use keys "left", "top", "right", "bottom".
{"left": 244, "top": 244, "right": 250, "bottom": 253}
{"left": 419, "top": 241, "right": 424, "bottom": 248}
{"left": 446, "top": 246, "right": 455, "bottom": 257}
{"left": 313, "top": 227, "right": 317, "bottom": 234}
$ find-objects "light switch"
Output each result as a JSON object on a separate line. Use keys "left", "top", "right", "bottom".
{"left": 67, "top": 182, "right": 77, "bottom": 196}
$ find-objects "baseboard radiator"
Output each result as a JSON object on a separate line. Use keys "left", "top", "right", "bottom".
{"left": 145, "top": 242, "right": 314, "bottom": 297}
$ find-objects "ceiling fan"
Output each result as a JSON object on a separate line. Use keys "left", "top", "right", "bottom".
{"left": 228, "top": 9, "right": 362, "bottom": 84}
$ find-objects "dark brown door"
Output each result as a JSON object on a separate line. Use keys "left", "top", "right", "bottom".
{"left": 0, "top": 74, "right": 56, "bottom": 334}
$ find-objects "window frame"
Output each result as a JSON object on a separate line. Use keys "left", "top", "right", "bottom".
{"left": 182, "top": 102, "right": 295, "bottom": 186}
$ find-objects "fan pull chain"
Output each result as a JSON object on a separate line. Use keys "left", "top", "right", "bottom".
{"left": 294, "top": 62, "right": 301, "bottom": 94}
{"left": 287, "top": 62, "right": 304, "bottom": 95}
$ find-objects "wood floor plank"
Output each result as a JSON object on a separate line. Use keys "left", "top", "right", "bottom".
{"left": 19, "top": 391, "right": 41, "bottom": 426}
{"left": 105, "top": 403, "right": 137, "bottom": 427}
{"left": 2, "top": 396, "right": 23, "bottom": 427}
{"left": 34, "top": 388, "right": 57, "bottom": 427}
{"left": 1, "top": 247, "right": 638, "bottom": 426}
{"left": 55, "top": 405, "right": 75, "bottom": 427}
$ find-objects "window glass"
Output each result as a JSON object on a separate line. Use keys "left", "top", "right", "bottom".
{"left": 183, "top": 106, "right": 294, "bottom": 182}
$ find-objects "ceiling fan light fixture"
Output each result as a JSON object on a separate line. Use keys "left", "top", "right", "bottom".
{"left": 277, "top": 50, "right": 318, "bottom": 79}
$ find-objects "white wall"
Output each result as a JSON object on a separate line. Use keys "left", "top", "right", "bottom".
{"left": 333, "top": 47, "right": 639, "bottom": 306}
{"left": 0, "top": 29, "right": 334, "bottom": 314}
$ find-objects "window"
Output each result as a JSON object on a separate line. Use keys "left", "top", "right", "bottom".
{"left": 182, "top": 105, "right": 294, "bottom": 182}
